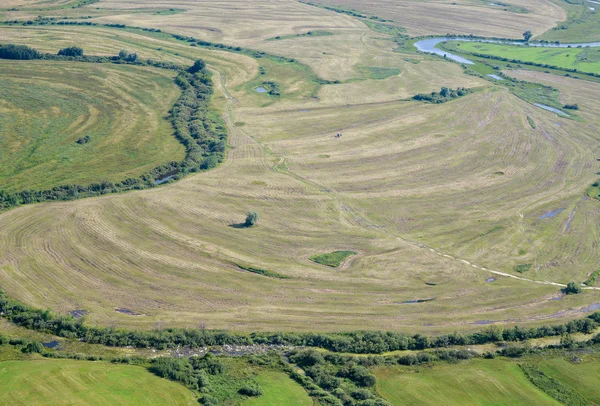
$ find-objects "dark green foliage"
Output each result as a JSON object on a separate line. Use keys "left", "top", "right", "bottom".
{"left": 21, "top": 341, "right": 44, "bottom": 353}
{"left": 199, "top": 394, "right": 219, "bottom": 405}
{"left": 565, "top": 282, "right": 582, "bottom": 295}
{"left": 236, "top": 264, "right": 290, "bottom": 279}
{"left": 76, "top": 135, "right": 90, "bottom": 144}
{"left": 58, "top": 46, "right": 84, "bottom": 57}
{"left": 527, "top": 116, "right": 536, "bottom": 129}
{"left": 238, "top": 384, "right": 264, "bottom": 397}
{"left": 584, "top": 269, "right": 600, "bottom": 286}
{"left": 188, "top": 59, "right": 206, "bottom": 74}
{"left": 563, "top": 103, "right": 579, "bottom": 110}
{"left": 149, "top": 357, "right": 211, "bottom": 391}
{"left": 118, "top": 50, "right": 138, "bottom": 62}
{"left": 413, "top": 87, "right": 473, "bottom": 103}
{"left": 0, "top": 44, "right": 40, "bottom": 60}
{"left": 519, "top": 364, "right": 588, "bottom": 405}
{"left": 261, "top": 81, "right": 280, "bottom": 96}
{"left": 244, "top": 211, "right": 260, "bottom": 227}
{"left": 515, "top": 264, "right": 532, "bottom": 273}
{"left": 523, "top": 30, "right": 533, "bottom": 42}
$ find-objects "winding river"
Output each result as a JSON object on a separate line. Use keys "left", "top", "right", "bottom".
{"left": 414, "top": 37, "right": 600, "bottom": 65}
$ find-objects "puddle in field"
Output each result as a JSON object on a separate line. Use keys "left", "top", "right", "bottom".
{"left": 42, "top": 341, "right": 60, "bottom": 349}
{"left": 550, "top": 294, "right": 565, "bottom": 301}
{"left": 400, "top": 298, "right": 435, "bottom": 304}
{"left": 487, "top": 74, "right": 504, "bottom": 80}
{"left": 255, "top": 87, "right": 268, "bottom": 93}
{"left": 539, "top": 208, "right": 565, "bottom": 219}
{"left": 155, "top": 175, "right": 174, "bottom": 185}
{"left": 581, "top": 303, "right": 600, "bottom": 312}
{"left": 70, "top": 309, "right": 87, "bottom": 319}
{"left": 486, "top": 277, "right": 496, "bottom": 283}
{"left": 116, "top": 308, "right": 141, "bottom": 316}
{"left": 534, "top": 104, "right": 570, "bottom": 117}
{"left": 473, "top": 320, "right": 495, "bottom": 325}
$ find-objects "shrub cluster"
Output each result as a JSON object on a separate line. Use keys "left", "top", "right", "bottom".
{"left": 413, "top": 87, "right": 472, "bottom": 103}
{"left": 0, "top": 44, "right": 40, "bottom": 60}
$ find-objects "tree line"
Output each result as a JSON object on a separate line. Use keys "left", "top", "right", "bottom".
{"left": 0, "top": 45, "right": 225, "bottom": 211}
{"left": 1, "top": 289, "right": 599, "bottom": 354}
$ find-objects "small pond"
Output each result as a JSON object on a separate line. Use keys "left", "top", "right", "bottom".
{"left": 255, "top": 87, "right": 268, "bottom": 93}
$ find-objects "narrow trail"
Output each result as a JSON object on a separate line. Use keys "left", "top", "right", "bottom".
{"left": 211, "top": 66, "right": 600, "bottom": 294}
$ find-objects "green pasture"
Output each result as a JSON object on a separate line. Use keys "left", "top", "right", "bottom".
{"left": 0, "top": 359, "right": 196, "bottom": 405}
{"left": 0, "top": 60, "right": 184, "bottom": 192}
{"left": 243, "top": 370, "right": 312, "bottom": 406}
{"left": 448, "top": 41, "right": 600, "bottom": 75}
{"left": 375, "top": 358, "right": 560, "bottom": 406}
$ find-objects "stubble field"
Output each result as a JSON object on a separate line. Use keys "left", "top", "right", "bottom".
{"left": 0, "top": 0, "right": 598, "bottom": 335}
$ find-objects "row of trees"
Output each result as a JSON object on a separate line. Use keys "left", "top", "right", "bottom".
{"left": 0, "top": 44, "right": 225, "bottom": 211}
{"left": 1, "top": 289, "right": 599, "bottom": 354}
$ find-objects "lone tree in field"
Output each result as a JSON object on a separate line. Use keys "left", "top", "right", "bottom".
{"left": 523, "top": 30, "right": 533, "bottom": 42}
{"left": 565, "top": 282, "right": 582, "bottom": 295}
{"left": 58, "top": 46, "right": 84, "bottom": 57}
{"left": 245, "top": 211, "right": 259, "bottom": 227}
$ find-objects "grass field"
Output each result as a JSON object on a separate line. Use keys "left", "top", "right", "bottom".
{"left": 0, "top": 60, "right": 184, "bottom": 192}
{"left": 0, "top": 359, "right": 196, "bottom": 405}
{"left": 446, "top": 41, "right": 600, "bottom": 75}
{"left": 242, "top": 370, "right": 312, "bottom": 406}
{"left": 540, "top": 0, "right": 600, "bottom": 43}
{"left": 375, "top": 358, "right": 561, "bottom": 405}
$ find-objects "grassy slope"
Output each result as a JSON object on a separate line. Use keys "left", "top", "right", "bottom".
{"left": 243, "top": 370, "right": 312, "bottom": 406}
{"left": 0, "top": 359, "right": 196, "bottom": 405}
{"left": 450, "top": 42, "right": 600, "bottom": 74}
{"left": 539, "top": 0, "right": 600, "bottom": 43}
{"left": 0, "top": 60, "right": 184, "bottom": 192}
{"left": 537, "top": 356, "right": 600, "bottom": 404}
{"left": 375, "top": 359, "right": 561, "bottom": 406}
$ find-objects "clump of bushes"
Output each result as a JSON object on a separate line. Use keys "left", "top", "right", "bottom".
{"left": 0, "top": 44, "right": 40, "bottom": 60}
{"left": 564, "top": 282, "right": 582, "bottom": 295}
{"left": 563, "top": 103, "right": 579, "bottom": 110}
{"left": 58, "top": 46, "right": 84, "bottom": 57}
{"left": 244, "top": 211, "right": 259, "bottom": 227}
{"left": 413, "top": 87, "right": 472, "bottom": 103}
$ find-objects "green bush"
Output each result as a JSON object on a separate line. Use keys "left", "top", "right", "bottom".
{"left": 245, "top": 211, "right": 260, "bottom": 227}
{"left": 238, "top": 384, "right": 264, "bottom": 397}
{"left": 565, "top": 282, "right": 582, "bottom": 295}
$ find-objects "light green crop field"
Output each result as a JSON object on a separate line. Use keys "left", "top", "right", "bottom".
{"left": 0, "top": 359, "right": 197, "bottom": 405}
{"left": 536, "top": 355, "right": 600, "bottom": 404}
{"left": 242, "top": 370, "right": 312, "bottom": 406}
{"left": 375, "top": 358, "right": 561, "bottom": 406}
{"left": 0, "top": 60, "right": 184, "bottom": 192}
{"left": 446, "top": 41, "right": 600, "bottom": 75}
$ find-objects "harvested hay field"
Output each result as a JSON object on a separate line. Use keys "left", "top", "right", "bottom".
{"left": 302, "top": 0, "right": 566, "bottom": 38}
{"left": 0, "top": 60, "right": 184, "bottom": 192}
{"left": 0, "top": 4, "right": 599, "bottom": 334}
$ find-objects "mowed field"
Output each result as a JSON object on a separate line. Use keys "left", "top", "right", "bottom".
{"left": 0, "top": 60, "right": 184, "bottom": 192}
{"left": 301, "top": 0, "right": 566, "bottom": 38}
{"left": 447, "top": 41, "right": 600, "bottom": 74}
{"left": 0, "top": 359, "right": 197, "bottom": 405}
{"left": 0, "top": 1, "right": 599, "bottom": 334}
{"left": 375, "top": 352, "right": 600, "bottom": 405}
